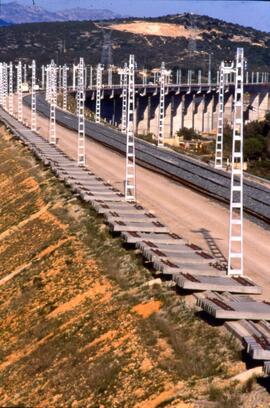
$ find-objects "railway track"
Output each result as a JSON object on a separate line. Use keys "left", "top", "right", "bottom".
{"left": 2, "top": 104, "right": 270, "bottom": 376}
{"left": 24, "top": 94, "right": 270, "bottom": 223}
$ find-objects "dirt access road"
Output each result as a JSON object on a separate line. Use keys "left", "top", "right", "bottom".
{"left": 19, "top": 102, "right": 270, "bottom": 298}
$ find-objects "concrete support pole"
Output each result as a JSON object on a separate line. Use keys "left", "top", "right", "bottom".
{"left": 95, "top": 64, "right": 104, "bottom": 124}
{"left": 2, "top": 63, "right": 8, "bottom": 111}
{"left": 215, "top": 62, "right": 225, "bottom": 169}
{"left": 108, "top": 65, "right": 113, "bottom": 87}
{"left": 0, "top": 63, "right": 3, "bottom": 107}
{"left": 120, "top": 63, "right": 128, "bottom": 133}
{"left": 16, "top": 61, "right": 23, "bottom": 122}
{"left": 23, "top": 63, "right": 27, "bottom": 83}
{"left": 228, "top": 47, "right": 244, "bottom": 276}
{"left": 41, "top": 65, "right": 45, "bottom": 89}
{"left": 49, "top": 61, "right": 57, "bottom": 145}
{"left": 172, "top": 94, "right": 182, "bottom": 135}
{"left": 258, "top": 92, "right": 269, "bottom": 119}
{"left": 195, "top": 95, "right": 205, "bottom": 133}
{"left": 125, "top": 54, "right": 136, "bottom": 202}
{"left": 30, "top": 60, "right": 36, "bottom": 131}
{"left": 77, "top": 58, "right": 85, "bottom": 166}
{"left": 164, "top": 96, "right": 173, "bottom": 138}
{"left": 8, "top": 62, "right": 13, "bottom": 116}
{"left": 72, "top": 64, "right": 76, "bottom": 91}
{"left": 89, "top": 65, "right": 93, "bottom": 89}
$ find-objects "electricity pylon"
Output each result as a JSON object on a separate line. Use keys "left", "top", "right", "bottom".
{"left": 228, "top": 48, "right": 245, "bottom": 276}
{"left": 215, "top": 60, "right": 234, "bottom": 169}
{"left": 30, "top": 60, "right": 36, "bottom": 131}
{"left": 118, "top": 63, "right": 128, "bottom": 133}
{"left": 16, "top": 61, "right": 23, "bottom": 122}
{"left": 125, "top": 55, "right": 136, "bottom": 202}
{"left": 158, "top": 62, "right": 171, "bottom": 147}
{"left": 49, "top": 60, "right": 57, "bottom": 144}
{"left": 77, "top": 58, "right": 85, "bottom": 166}
{"left": 95, "top": 63, "right": 104, "bottom": 124}
{"left": 62, "top": 64, "right": 69, "bottom": 111}
{"left": 8, "top": 62, "right": 13, "bottom": 116}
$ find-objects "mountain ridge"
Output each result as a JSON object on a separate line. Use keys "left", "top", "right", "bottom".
{"left": 0, "top": 13, "right": 269, "bottom": 72}
{"left": 0, "top": 19, "right": 11, "bottom": 27}
{"left": 0, "top": 1, "right": 122, "bottom": 24}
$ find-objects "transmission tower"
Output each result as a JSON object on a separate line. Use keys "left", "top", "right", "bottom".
{"left": 101, "top": 30, "right": 113, "bottom": 66}
{"left": 95, "top": 63, "right": 103, "bottom": 123}
{"left": 49, "top": 60, "right": 57, "bottom": 144}
{"left": 30, "top": 60, "right": 36, "bottom": 131}
{"left": 228, "top": 48, "right": 245, "bottom": 276}
{"left": 187, "top": 13, "right": 197, "bottom": 56}
{"left": 16, "top": 61, "right": 23, "bottom": 122}
{"left": 125, "top": 55, "right": 136, "bottom": 202}
{"left": 8, "top": 62, "right": 13, "bottom": 116}
{"left": 77, "top": 58, "right": 85, "bottom": 166}
{"left": 62, "top": 64, "right": 69, "bottom": 111}
{"left": 158, "top": 62, "right": 171, "bottom": 147}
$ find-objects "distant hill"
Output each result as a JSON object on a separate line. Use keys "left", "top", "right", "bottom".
{"left": 0, "top": 2, "right": 122, "bottom": 24}
{"left": 0, "top": 19, "right": 11, "bottom": 27}
{"left": 56, "top": 8, "right": 123, "bottom": 22}
{"left": 0, "top": 13, "right": 269, "bottom": 73}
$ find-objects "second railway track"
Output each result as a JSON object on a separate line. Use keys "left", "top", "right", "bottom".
{"left": 24, "top": 94, "right": 270, "bottom": 223}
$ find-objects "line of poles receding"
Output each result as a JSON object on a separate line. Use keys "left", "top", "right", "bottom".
{"left": 0, "top": 48, "right": 265, "bottom": 277}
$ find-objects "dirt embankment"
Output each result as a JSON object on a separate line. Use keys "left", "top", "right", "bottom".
{"left": 0, "top": 125, "right": 269, "bottom": 407}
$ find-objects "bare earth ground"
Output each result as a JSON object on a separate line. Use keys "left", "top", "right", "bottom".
{"left": 1, "top": 125, "right": 266, "bottom": 407}
{"left": 108, "top": 21, "right": 203, "bottom": 39}
{"left": 21, "top": 102, "right": 270, "bottom": 299}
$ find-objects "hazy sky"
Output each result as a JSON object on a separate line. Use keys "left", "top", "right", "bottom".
{"left": 2, "top": 0, "right": 270, "bottom": 32}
